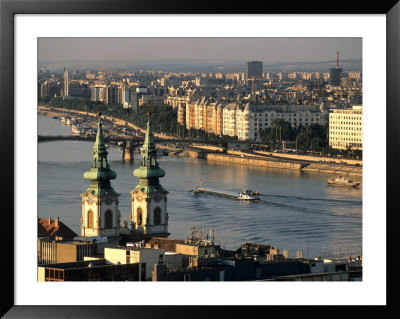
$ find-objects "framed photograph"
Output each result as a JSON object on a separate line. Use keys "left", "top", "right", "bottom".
{"left": 1, "top": 0, "right": 398, "bottom": 317}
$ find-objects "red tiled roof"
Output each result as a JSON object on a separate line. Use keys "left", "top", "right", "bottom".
{"left": 38, "top": 217, "right": 78, "bottom": 239}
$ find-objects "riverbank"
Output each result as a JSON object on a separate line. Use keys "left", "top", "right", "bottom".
{"left": 38, "top": 106, "right": 362, "bottom": 177}
{"left": 38, "top": 106, "right": 176, "bottom": 140}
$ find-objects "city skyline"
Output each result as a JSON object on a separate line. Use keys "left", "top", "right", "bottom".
{"left": 38, "top": 37, "right": 362, "bottom": 64}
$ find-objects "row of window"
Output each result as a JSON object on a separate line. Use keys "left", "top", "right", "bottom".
{"left": 330, "top": 132, "right": 362, "bottom": 136}
{"left": 330, "top": 121, "right": 362, "bottom": 126}
{"left": 331, "top": 115, "right": 362, "bottom": 120}
{"left": 330, "top": 126, "right": 362, "bottom": 130}
{"left": 330, "top": 137, "right": 362, "bottom": 142}
{"left": 330, "top": 142, "right": 362, "bottom": 148}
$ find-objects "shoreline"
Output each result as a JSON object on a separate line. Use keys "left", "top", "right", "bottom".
{"left": 38, "top": 106, "right": 362, "bottom": 178}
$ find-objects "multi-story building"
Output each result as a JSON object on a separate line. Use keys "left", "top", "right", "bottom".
{"left": 164, "top": 96, "right": 189, "bottom": 109}
{"left": 222, "top": 102, "right": 239, "bottom": 137}
{"left": 63, "top": 68, "right": 69, "bottom": 97}
{"left": 90, "top": 84, "right": 108, "bottom": 103}
{"left": 194, "top": 97, "right": 208, "bottom": 130}
{"left": 246, "top": 61, "right": 263, "bottom": 79}
{"left": 224, "top": 103, "right": 328, "bottom": 141}
{"left": 329, "top": 105, "right": 362, "bottom": 150}
{"left": 330, "top": 52, "right": 343, "bottom": 86}
{"left": 205, "top": 101, "right": 223, "bottom": 134}
{"left": 40, "top": 80, "right": 63, "bottom": 99}
{"left": 107, "top": 85, "right": 119, "bottom": 105}
{"left": 177, "top": 104, "right": 186, "bottom": 126}
{"left": 236, "top": 103, "right": 251, "bottom": 141}
{"left": 105, "top": 246, "right": 166, "bottom": 281}
{"left": 185, "top": 100, "right": 196, "bottom": 130}
{"left": 348, "top": 71, "right": 362, "bottom": 80}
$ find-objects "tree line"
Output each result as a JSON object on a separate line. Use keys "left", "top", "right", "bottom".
{"left": 42, "top": 97, "right": 361, "bottom": 159}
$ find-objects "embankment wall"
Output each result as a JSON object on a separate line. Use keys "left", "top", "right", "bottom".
{"left": 206, "top": 153, "right": 304, "bottom": 170}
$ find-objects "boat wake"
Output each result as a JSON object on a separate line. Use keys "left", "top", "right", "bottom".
{"left": 257, "top": 193, "right": 362, "bottom": 205}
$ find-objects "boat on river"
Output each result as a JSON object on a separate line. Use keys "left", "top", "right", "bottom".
{"left": 327, "top": 176, "right": 360, "bottom": 187}
{"left": 195, "top": 185, "right": 260, "bottom": 201}
{"left": 238, "top": 190, "right": 260, "bottom": 200}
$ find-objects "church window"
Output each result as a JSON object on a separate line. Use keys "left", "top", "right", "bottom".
{"left": 87, "top": 210, "right": 94, "bottom": 228}
{"left": 105, "top": 210, "right": 113, "bottom": 229}
{"left": 137, "top": 208, "right": 143, "bottom": 226}
{"left": 154, "top": 207, "right": 161, "bottom": 225}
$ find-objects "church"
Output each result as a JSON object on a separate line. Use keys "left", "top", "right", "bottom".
{"left": 80, "top": 110, "right": 169, "bottom": 243}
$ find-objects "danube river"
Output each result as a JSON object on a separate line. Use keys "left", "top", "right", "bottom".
{"left": 38, "top": 114, "right": 362, "bottom": 259}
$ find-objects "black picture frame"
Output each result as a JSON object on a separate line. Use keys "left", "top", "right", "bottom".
{"left": 1, "top": 0, "right": 399, "bottom": 318}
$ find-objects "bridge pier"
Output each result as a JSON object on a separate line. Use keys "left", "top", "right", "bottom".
{"left": 122, "top": 141, "right": 134, "bottom": 162}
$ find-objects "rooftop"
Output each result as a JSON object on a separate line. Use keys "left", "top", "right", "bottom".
{"left": 38, "top": 217, "right": 78, "bottom": 240}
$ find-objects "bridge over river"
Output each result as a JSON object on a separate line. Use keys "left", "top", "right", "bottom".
{"left": 37, "top": 135, "right": 231, "bottom": 161}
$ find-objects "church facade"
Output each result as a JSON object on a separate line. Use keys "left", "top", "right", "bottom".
{"left": 80, "top": 113, "right": 120, "bottom": 238}
{"left": 130, "top": 115, "right": 169, "bottom": 238}
{"left": 80, "top": 111, "right": 169, "bottom": 240}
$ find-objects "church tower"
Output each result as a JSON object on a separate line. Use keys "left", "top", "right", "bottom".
{"left": 80, "top": 112, "right": 120, "bottom": 238}
{"left": 130, "top": 111, "right": 169, "bottom": 238}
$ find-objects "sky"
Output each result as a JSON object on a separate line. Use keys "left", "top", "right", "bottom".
{"left": 38, "top": 38, "right": 362, "bottom": 64}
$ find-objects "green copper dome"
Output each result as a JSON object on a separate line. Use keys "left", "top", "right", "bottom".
{"left": 83, "top": 114, "right": 118, "bottom": 197}
{"left": 132, "top": 117, "right": 167, "bottom": 194}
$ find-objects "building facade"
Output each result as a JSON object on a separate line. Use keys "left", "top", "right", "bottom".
{"left": 246, "top": 61, "right": 263, "bottom": 79}
{"left": 224, "top": 103, "right": 328, "bottom": 141}
{"left": 130, "top": 115, "right": 169, "bottom": 238}
{"left": 329, "top": 105, "right": 363, "bottom": 150}
{"left": 90, "top": 84, "right": 108, "bottom": 103}
{"left": 63, "top": 68, "right": 69, "bottom": 97}
{"left": 80, "top": 113, "right": 120, "bottom": 238}
{"left": 105, "top": 246, "right": 166, "bottom": 280}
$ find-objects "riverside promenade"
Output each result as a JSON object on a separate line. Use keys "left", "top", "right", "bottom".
{"left": 37, "top": 106, "right": 176, "bottom": 140}
{"left": 38, "top": 106, "right": 362, "bottom": 177}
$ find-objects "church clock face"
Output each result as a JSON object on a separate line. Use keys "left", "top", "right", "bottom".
{"left": 136, "top": 193, "right": 143, "bottom": 202}
{"left": 154, "top": 192, "right": 162, "bottom": 202}
{"left": 104, "top": 194, "right": 113, "bottom": 205}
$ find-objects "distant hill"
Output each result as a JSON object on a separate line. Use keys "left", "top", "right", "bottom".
{"left": 38, "top": 58, "right": 362, "bottom": 73}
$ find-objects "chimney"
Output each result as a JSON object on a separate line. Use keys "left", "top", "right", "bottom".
{"left": 55, "top": 217, "right": 59, "bottom": 227}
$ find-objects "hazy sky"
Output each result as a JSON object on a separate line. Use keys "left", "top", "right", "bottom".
{"left": 38, "top": 38, "right": 361, "bottom": 63}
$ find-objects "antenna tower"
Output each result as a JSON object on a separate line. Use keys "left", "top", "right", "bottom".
{"left": 336, "top": 51, "right": 340, "bottom": 69}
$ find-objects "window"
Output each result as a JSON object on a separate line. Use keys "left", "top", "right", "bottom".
{"left": 154, "top": 207, "right": 161, "bottom": 225}
{"left": 87, "top": 210, "right": 94, "bottom": 228}
{"left": 137, "top": 207, "right": 143, "bottom": 226}
{"left": 105, "top": 210, "right": 113, "bottom": 229}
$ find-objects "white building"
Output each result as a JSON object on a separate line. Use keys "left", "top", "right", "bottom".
{"left": 329, "top": 105, "right": 363, "bottom": 150}
{"left": 63, "top": 68, "right": 69, "bottom": 97}
{"left": 222, "top": 102, "right": 239, "bottom": 137}
{"left": 224, "top": 103, "right": 328, "bottom": 141}
{"left": 104, "top": 246, "right": 165, "bottom": 281}
{"left": 90, "top": 84, "right": 108, "bottom": 103}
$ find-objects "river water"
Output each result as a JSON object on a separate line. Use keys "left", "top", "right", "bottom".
{"left": 38, "top": 114, "right": 362, "bottom": 259}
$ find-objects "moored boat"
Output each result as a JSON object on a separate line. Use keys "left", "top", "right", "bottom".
{"left": 72, "top": 124, "right": 82, "bottom": 136}
{"left": 66, "top": 117, "right": 76, "bottom": 125}
{"left": 327, "top": 176, "right": 360, "bottom": 187}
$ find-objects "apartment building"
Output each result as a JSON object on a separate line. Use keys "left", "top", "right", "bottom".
{"left": 329, "top": 105, "right": 362, "bottom": 150}
{"left": 224, "top": 103, "right": 328, "bottom": 141}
